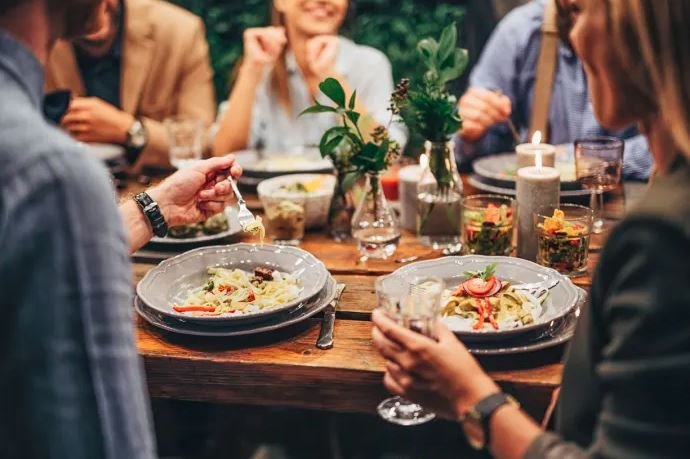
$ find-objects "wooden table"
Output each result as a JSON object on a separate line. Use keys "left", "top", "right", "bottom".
{"left": 128, "top": 176, "right": 633, "bottom": 419}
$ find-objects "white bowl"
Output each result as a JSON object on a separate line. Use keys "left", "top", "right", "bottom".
{"left": 257, "top": 173, "right": 336, "bottom": 229}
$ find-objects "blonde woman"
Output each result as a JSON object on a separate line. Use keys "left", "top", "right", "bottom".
{"left": 212, "top": 0, "right": 406, "bottom": 155}
{"left": 372, "top": 0, "right": 690, "bottom": 457}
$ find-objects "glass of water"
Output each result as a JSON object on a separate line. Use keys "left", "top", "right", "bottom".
{"left": 574, "top": 137, "right": 623, "bottom": 233}
{"left": 165, "top": 117, "right": 205, "bottom": 170}
{"left": 377, "top": 276, "right": 444, "bottom": 426}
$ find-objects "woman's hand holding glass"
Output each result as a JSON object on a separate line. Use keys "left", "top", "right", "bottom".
{"left": 371, "top": 309, "right": 499, "bottom": 420}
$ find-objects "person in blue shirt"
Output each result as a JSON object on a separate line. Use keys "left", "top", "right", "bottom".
{"left": 456, "top": 0, "right": 652, "bottom": 180}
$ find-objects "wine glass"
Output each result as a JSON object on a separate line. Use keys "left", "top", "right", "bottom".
{"left": 574, "top": 137, "right": 623, "bottom": 234}
{"left": 376, "top": 276, "right": 444, "bottom": 426}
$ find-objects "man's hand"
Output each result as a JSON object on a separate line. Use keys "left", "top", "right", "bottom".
{"left": 458, "top": 88, "right": 512, "bottom": 143}
{"left": 306, "top": 35, "right": 339, "bottom": 80}
{"left": 61, "top": 97, "right": 134, "bottom": 144}
{"left": 148, "top": 156, "right": 243, "bottom": 227}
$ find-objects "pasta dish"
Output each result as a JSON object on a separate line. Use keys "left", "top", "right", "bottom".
{"left": 440, "top": 264, "right": 547, "bottom": 330}
{"left": 173, "top": 267, "right": 301, "bottom": 316}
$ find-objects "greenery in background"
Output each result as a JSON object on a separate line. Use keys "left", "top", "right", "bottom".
{"left": 170, "top": 0, "right": 465, "bottom": 106}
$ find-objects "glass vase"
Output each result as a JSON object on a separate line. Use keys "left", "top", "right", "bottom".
{"left": 417, "top": 141, "right": 463, "bottom": 248}
{"left": 351, "top": 173, "right": 401, "bottom": 259}
{"left": 328, "top": 172, "right": 355, "bottom": 242}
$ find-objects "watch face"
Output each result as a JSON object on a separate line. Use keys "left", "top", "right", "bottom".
{"left": 462, "top": 415, "right": 486, "bottom": 450}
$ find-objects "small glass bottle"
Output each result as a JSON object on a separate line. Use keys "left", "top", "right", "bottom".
{"left": 351, "top": 173, "right": 401, "bottom": 259}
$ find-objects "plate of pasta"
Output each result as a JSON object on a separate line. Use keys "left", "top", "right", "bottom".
{"left": 377, "top": 256, "right": 580, "bottom": 342}
{"left": 137, "top": 243, "right": 330, "bottom": 324}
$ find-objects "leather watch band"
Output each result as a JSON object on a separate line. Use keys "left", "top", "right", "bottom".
{"left": 133, "top": 192, "right": 168, "bottom": 238}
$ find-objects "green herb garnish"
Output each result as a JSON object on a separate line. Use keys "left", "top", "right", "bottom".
{"left": 203, "top": 280, "right": 215, "bottom": 292}
{"left": 463, "top": 263, "right": 497, "bottom": 281}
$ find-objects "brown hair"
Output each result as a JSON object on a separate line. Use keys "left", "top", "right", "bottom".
{"left": 270, "top": 4, "right": 292, "bottom": 114}
{"left": 607, "top": 0, "right": 690, "bottom": 156}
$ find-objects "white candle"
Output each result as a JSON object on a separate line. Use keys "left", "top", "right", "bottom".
{"left": 516, "top": 152, "right": 560, "bottom": 260}
{"left": 516, "top": 131, "right": 556, "bottom": 170}
{"left": 399, "top": 164, "right": 424, "bottom": 231}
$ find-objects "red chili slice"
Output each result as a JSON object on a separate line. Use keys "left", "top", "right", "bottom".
{"left": 173, "top": 305, "right": 216, "bottom": 313}
{"left": 473, "top": 300, "right": 485, "bottom": 330}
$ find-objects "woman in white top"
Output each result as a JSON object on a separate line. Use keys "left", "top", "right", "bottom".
{"left": 212, "top": 0, "right": 407, "bottom": 155}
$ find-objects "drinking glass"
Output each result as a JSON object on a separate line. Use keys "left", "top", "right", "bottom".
{"left": 574, "top": 137, "right": 623, "bottom": 233}
{"left": 262, "top": 196, "right": 306, "bottom": 246}
{"left": 536, "top": 204, "right": 594, "bottom": 276}
{"left": 377, "top": 276, "right": 444, "bottom": 426}
{"left": 165, "top": 117, "right": 205, "bottom": 170}
{"left": 462, "top": 194, "right": 515, "bottom": 256}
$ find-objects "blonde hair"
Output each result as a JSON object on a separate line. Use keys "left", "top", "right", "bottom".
{"left": 608, "top": 0, "right": 690, "bottom": 157}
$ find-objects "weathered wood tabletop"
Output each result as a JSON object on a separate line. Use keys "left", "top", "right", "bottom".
{"left": 126, "top": 175, "right": 633, "bottom": 419}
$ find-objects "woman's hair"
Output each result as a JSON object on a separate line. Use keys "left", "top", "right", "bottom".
{"left": 608, "top": 0, "right": 690, "bottom": 156}
{"left": 269, "top": 4, "right": 292, "bottom": 114}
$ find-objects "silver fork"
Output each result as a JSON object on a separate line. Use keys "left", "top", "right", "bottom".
{"left": 227, "top": 176, "right": 256, "bottom": 229}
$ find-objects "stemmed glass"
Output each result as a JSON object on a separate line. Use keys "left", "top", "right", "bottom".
{"left": 376, "top": 276, "right": 444, "bottom": 426}
{"left": 574, "top": 137, "right": 623, "bottom": 234}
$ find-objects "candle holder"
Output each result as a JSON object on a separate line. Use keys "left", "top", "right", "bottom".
{"left": 516, "top": 156, "right": 560, "bottom": 261}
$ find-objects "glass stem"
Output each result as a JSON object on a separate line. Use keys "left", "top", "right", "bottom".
{"left": 591, "top": 189, "right": 604, "bottom": 233}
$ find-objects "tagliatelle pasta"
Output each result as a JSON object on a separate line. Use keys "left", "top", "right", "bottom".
{"left": 173, "top": 267, "right": 301, "bottom": 316}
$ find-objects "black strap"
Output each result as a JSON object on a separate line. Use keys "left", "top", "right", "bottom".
{"left": 133, "top": 192, "right": 168, "bottom": 238}
{"left": 475, "top": 392, "right": 517, "bottom": 449}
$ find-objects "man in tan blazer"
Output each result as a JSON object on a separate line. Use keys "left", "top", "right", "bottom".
{"left": 46, "top": 0, "right": 215, "bottom": 172}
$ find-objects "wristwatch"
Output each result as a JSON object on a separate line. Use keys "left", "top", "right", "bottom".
{"left": 133, "top": 192, "right": 168, "bottom": 238}
{"left": 126, "top": 118, "right": 148, "bottom": 150}
{"left": 459, "top": 392, "right": 520, "bottom": 450}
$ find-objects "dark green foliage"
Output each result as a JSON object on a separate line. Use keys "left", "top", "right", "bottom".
{"left": 169, "top": 0, "right": 465, "bottom": 102}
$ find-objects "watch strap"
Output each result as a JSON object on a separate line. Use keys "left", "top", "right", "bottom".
{"left": 133, "top": 192, "right": 168, "bottom": 238}
{"left": 473, "top": 393, "right": 519, "bottom": 449}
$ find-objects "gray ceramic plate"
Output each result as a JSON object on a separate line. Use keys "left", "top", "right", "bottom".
{"left": 467, "top": 299, "right": 582, "bottom": 355}
{"left": 473, "top": 153, "right": 580, "bottom": 189}
{"left": 135, "top": 276, "right": 337, "bottom": 337}
{"left": 149, "top": 207, "right": 243, "bottom": 246}
{"left": 137, "top": 243, "right": 330, "bottom": 325}
{"left": 468, "top": 175, "right": 592, "bottom": 199}
{"left": 234, "top": 148, "right": 334, "bottom": 182}
{"left": 377, "top": 255, "right": 580, "bottom": 342}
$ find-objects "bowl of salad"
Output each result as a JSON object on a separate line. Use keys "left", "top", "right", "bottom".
{"left": 257, "top": 174, "right": 336, "bottom": 229}
{"left": 536, "top": 204, "right": 593, "bottom": 276}
{"left": 462, "top": 195, "right": 514, "bottom": 256}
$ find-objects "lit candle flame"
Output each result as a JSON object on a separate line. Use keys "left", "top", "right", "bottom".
{"left": 531, "top": 130, "right": 542, "bottom": 145}
{"left": 419, "top": 153, "right": 429, "bottom": 169}
{"left": 535, "top": 151, "right": 543, "bottom": 170}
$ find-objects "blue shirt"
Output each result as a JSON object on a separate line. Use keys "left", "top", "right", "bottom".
{"left": 456, "top": 0, "right": 652, "bottom": 180}
{"left": 0, "top": 30, "right": 156, "bottom": 459}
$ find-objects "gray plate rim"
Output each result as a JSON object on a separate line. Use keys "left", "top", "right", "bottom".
{"left": 135, "top": 276, "right": 337, "bottom": 337}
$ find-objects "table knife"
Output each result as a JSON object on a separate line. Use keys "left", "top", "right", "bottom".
{"left": 316, "top": 284, "right": 346, "bottom": 350}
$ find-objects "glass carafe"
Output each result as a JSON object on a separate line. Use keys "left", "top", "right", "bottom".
{"left": 351, "top": 173, "right": 401, "bottom": 259}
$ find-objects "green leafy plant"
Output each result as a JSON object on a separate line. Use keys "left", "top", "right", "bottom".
{"left": 300, "top": 78, "right": 400, "bottom": 192}
{"left": 391, "top": 23, "right": 468, "bottom": 142}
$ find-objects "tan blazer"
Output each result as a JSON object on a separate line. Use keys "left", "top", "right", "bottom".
{"left": 46, "top": 0, "right": 216, "bottom": 172}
